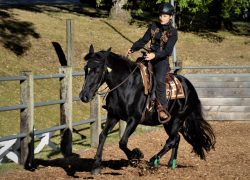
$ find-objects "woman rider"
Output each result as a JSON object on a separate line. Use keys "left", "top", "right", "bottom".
{"left": 127, "top": 3, "right": 178, "bottom": 122}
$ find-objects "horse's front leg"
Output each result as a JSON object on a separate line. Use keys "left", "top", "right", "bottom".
{"left": 119, "top": 119, "right": 144, "bottom": 161}
{"left": 92, "top": 114, "right": 119, "bottom": 175}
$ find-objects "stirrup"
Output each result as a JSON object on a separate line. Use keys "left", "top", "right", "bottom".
{"left": 157, "top": 106, "right": 171, "bottom": 124}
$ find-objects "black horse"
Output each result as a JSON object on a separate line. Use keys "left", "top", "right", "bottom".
{"left": 79, "top": 45, "right": 216, "bottom": 175}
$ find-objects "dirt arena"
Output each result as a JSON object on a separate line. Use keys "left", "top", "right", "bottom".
{"left": 1, "top": 121, "right": 250, "bottom": 179}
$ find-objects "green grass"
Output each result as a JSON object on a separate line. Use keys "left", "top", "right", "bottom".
{"left": 0, "top": 4, "right": 250, "bottom": 167}
{"left": 0, "top": 163, "right": 23, "bottom": 174}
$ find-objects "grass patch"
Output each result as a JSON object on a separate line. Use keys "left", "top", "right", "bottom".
{"left": 0, "top": 163, "right": 23, "bottom": 174}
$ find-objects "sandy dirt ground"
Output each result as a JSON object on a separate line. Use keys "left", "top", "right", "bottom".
{"left": 1, "top": 121, "right": 250, "bottom": 180}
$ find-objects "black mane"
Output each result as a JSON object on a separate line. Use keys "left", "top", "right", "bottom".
{"left": 109, "top": 52, "right": 137, "bottom": 70}
{"left": 85, "top": 50, "right": 137, "bottom": 70}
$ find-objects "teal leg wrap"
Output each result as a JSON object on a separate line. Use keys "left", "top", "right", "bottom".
{"left": 153, "top": 156, "right": 160, "bottom": 167}
{"left": 172, "top": 159, "right": 177, "bottom": 169}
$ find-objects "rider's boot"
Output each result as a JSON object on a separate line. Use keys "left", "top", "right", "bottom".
{"left": 157, "top": 103, "right": 171, "bottom": 124}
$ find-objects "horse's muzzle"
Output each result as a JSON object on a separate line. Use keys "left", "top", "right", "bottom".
{"left": 79, "top": 91, "right": 89, "bottom": 102}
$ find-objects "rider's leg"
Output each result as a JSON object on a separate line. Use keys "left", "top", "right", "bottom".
{"left": 152, "top": 59, "right": 170, "bottom": 121}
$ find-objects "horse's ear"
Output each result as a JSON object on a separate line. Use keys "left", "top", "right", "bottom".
{"left": 105, "top": 47, "right": 112, "bottom": 57}
{"left": 84, "top": 44, "right": 94, "bottom": 61}
{"left": 89, "top": 44, "right": 94, "bottom": 54}
{"left": 107, "top": 47, "right": 112, "bottom": 52}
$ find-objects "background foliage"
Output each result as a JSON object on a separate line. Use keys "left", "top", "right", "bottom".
{"left": 96, "top": 0, "right": 250, "bottom": 31}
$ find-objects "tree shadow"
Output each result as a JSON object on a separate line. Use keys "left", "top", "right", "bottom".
{"left": 0, "top": 9, "right": 40, "bottom": 56}
{"left": 0, "top": 3, "right": 110, "bottom": 56}
{"left": 192, "top": 31, "right": 225, "bottom": 43}
{"left": 35, "top": 156, "right": 129, "bottom": 177}
{"left": 102, "top": 20, "right": 150, "bottom": 51}
{"left": 9, "top": 3, "right": 110, "bottom": 18}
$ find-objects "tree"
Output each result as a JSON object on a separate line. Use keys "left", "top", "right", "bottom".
{"left": 94, "top": 0, "right": 249, "bottom": 30}
{"left": 97, "top": 0, "right": 131, "bottom": 21}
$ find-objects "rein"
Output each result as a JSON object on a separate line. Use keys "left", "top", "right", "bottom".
{"left": 96, "top": 55, "right": 145, "bottom": 96}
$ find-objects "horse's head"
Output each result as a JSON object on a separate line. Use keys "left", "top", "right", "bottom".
{"left": 79, "top": 44, "right": 111, "bottom": 102}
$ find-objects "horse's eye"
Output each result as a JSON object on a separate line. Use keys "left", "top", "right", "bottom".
{"left": 84, "top": 66, "right": 89, "bottom": 75}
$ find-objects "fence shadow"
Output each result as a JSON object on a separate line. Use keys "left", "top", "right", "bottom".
{"left": 52, "top": 42, "right": 67, "bottom": 66}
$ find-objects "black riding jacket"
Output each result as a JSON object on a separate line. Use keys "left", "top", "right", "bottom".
{"left": 131, "top": 21, "right": 178, "bottom": 60}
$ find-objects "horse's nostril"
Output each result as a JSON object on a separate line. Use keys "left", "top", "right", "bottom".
{"left": 83, "top": 96, "right": 88, "bottom": 102}
{"left": 79, "top": 92, "right": 88, "bottom": 102}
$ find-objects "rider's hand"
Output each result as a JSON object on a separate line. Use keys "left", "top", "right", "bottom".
{"left": 127, "top": 49, "right": 133, "bottom": 56}
{"left": 145, "top": 53, "right": 155, "bottom": 61}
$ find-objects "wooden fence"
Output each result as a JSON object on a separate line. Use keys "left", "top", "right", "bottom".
{"left": 186, "top": 72, "right": 250, "bottom": 121}
{"left": 0, "top": 67, "right": 111, "bottom": 169}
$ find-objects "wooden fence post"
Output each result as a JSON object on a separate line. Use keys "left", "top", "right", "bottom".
{"left": 20, "top": 71, "right": 34, "bottom": 169}
{"left": 90, "top": 95, "right": 101, "bottom": 147}
{"left": 66, "top": 19, "right": 74, "bottom": 66}
{"left": 59, "top": 66, "right": 73, "bottom": 157}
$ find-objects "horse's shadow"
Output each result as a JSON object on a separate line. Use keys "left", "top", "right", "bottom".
{"left": 35, "top": 153, "right": 195, "bottom": 177}
{"left": 35, "top": 154, "right": 129, "bottom": 177}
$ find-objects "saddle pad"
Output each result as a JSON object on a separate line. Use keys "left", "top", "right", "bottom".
{"left": 166, "top": 74, "right": 185, "bottom": 99}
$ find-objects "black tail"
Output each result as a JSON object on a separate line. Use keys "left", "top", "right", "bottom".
{"left": 182, "top": 99, "right": 216, "bottom": 160}
{"left": 180, "top": 77, "right": 216, "bottom": 160}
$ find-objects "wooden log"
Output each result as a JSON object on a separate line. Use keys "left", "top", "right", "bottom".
{"left": 192, "top": 81, "right": 250, "bottom": 88}
{"left": 196, "top": 88, "right": 250, "bottom": 98}
{"left": 186, "top": 75, "right": 250, "bottom": 82}
{"left": 204, "top": 112, "right": 250, "bottom": 121}
{"left": 20, "top": 71, "right": 34, "bottom": 169}
{"left": 203, "top": 106, "right": 250, "bottom": 112}
{"left": 90, "top": 95, "right": 101, "bottom": 148}
{"left": 200, "top": 98, "right": 250, "bottom": 106}
{"left": 59, "top": 67, "right": 73, "bottom": 157}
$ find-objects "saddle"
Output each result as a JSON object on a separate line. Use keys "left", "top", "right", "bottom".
{"left": 138, "top": 62, "right": 185, "bottom": 99}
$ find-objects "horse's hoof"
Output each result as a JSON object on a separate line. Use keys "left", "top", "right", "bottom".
{"left": 130, "top": 148, "right": 144, "bottom": 159}
{"left": 168, "top": 159, "right": 177, "bottom": 169}
{"left": 91, "top": 167, "right": 101, "bottom": 175}
{"left": 129, "top": 159, "right": 140, "bottom": 167}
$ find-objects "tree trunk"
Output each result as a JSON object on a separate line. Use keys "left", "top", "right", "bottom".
{"left": 109, "top": 0, "right": 131, "bottom": 21}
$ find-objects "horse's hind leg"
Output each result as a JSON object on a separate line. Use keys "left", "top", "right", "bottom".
{"left": 167, "top": 133, "right": 180, "bottom": 168}
{"left": 91, "top": 114, "right": 119, "bottom": 175}
{"left": 149, "top": 119, "right": 181, "bottom": 168}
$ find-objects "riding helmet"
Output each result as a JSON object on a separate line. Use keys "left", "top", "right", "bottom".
{"left": 158, "top": 3, "right": 174, "bottom": 15}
